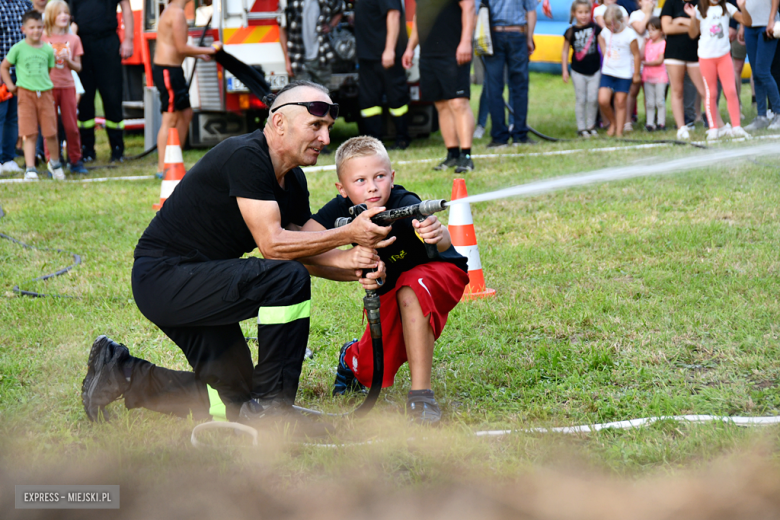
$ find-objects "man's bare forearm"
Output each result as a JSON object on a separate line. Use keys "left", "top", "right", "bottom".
{"left": 303, "top": 263, "right": 359, "bottom": 281}
{"left": 260, "top": 226, "right": 357, "bottom": 260}
{"left": 385, "top": 10, "right": 400, "bottom": 54}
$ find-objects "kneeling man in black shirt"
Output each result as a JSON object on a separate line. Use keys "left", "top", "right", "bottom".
{"left": 81, "top": 81, "right": 392, "bottom": 433}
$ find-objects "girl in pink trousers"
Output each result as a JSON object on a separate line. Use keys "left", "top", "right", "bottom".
{"left": 685, "top": 0, "right": 752, "bottom": 140}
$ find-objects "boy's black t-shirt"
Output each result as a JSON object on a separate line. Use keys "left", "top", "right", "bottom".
{"left": 564, "top": 22, "right": 602, "bottom": 75}
{"left": 416, "top": 0, "right": 463, "bottom": 58}
{"left": 355, "top": 0, "right": 409, "bottom": 61}
{"left": 311, "top": 185, "right": 468, "bottom": 295}
{"left": 661, "top": 0, "right": 699, "bottom": 62}
{"left": 135, "top": 130, "right": 311, "bottom": 261}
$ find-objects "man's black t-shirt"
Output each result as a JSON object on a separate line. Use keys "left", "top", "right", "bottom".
{"left": 69, "top": 0, "right": 122, "bottom": 36}
{"left": 355, "top": 0, "right": 409, "bottom": 61}
{"left": 661, "top": 0, "right": 699, "bottom": 62}
{"left": 416, "top": 0, "right": 463, "bottom": 58}
{"left": 564, "top": 22, "right": 602, "bottom": 76}
{"left": 311, "top": 185, "right": 468, "bottom": 295}
{"left": 135, "top": 130, "right": 312, "bottom": 261}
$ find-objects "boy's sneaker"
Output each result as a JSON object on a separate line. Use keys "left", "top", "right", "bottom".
{"left": 406, "top": 389, "right": 442, "bottom": 426}
{"left": 332, "top": 340, "right": 366, "bottom": 396}
{"left": 48, "top": 160, "right": 66, "bottom": 180}
{"left": 24, "top": 168, "right": 39, "bottom": 181}
{"left": 69, "top": 161, "right": 89, "bottom": 175}
{"left": 588, "top": 128, "right": 598, "bottom": 136}
{"left": 656, "top": 124, "right": 666, "bottom": 131}
{"left": 706, "top": 128, "right": 721, "bottom": 141}
{"left": 578, "top": 130, "right": 591, "bottom": 138}
{"left": 454, "top": 154, "right": 474, "bottom": 173}
{"left": 645, "top": 125, "right": 656, "bottom": 132}
{"left": 676, "top": 126, "right": 690, "bottom": 140}
{"left": 433, "top": 156, "right": 458, "bottom": 171}
{"left": 731, "top": 126, "right": 751, "bottom": 139}
{"left": 239, "top": 398, "right": 335, "bottom": 438}
{"left": 745, "top": 116, "right": 770, "bottom": 131}
{"left": 718, "top": 123, "right": 732, "bottom": 138}
{"left": 768, "top": 115, "right": 780, "bottom": 130}
{"left": 81, "top": 335, "right": 131, "bottom": 422}
{"left": 2, "top": 160, "right": 22, "bottom": 173}
{"left": 486, "top": 140, "right": 508, "bottom": 149}
{"left": 472, "top": 125, "right": 485, "bottom": 139}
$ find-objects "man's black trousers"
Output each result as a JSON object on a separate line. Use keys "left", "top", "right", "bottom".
{"left": 78, "top": 32, "right": 124, "bottom": 158}
{"left": 126, "top": 254, "right": 312, "bottom": 421}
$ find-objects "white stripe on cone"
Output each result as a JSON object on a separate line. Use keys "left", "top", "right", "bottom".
{"left": 453, "top": 244, "right": 483, "bottom": 271}
{"left": 448, "top": 199, "right": 474, "bottom": 226}
{"left": 160, "top": 180, "right": 180, "bottom": 199}
{"left": 164, "top": 145, "right": 183, "bottom": 165}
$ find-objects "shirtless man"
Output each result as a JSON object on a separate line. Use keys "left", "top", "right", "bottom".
{"left": 153, "top": 0, "right": 218, "bottom": 176}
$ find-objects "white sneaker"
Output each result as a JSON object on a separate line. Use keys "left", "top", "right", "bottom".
{"left": 768, "top": 115, "right": 780, "bottom": 130}
{"left": 589, "top": 129, "right": 598, "bottom": 136}
{"left": 472, "top": 125, "right": 485, "bottom": 139}
{"left": 706, "top": 128, "right": 721, "bottom": 141}
{"left": 623, "top": 122, "right": 633, "bottom": 132}
{"left": 676, "top": 126, "right": 690, "bottom": 140}
{"left": 768, "top": 109, "right": 775, "bottom": 120}
{"left": 745, "top": 116, "right": 770, "bottom": 131}
{"left": 718, "top": 123, "right": 732, "bottom": 138}
{"left": 730, "top": 126, "right": 751, "bottom": 139}
{"left": 2, "top": 160, "right": 22, "bottom": 173}
{"left": 48, "top": 160, "right": 65, "bottom": 180}
{"left": 24, "top": 169, "right": 39, "bottom": 181}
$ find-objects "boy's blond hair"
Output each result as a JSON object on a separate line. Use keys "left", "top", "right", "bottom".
{"left": 44, "top": 0, "right": 70, "bottom": 36}
{"left": 335, "top": 136, "right": 391, "bottom": 178}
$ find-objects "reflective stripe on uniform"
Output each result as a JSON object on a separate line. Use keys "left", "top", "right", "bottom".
{"left": 105, "top": 120, "right": 125, "bottom": 130}
{"left": 257, "top": 300, "right": 311, "bottom": 325}
{"left": 207, "top": 385, "right": 228, "bottom": 422}
{"left": 78, "top": 119, "right": 96, "bottom": 129}
{"left": 389, "top": 105, "right": 408, "bottom": 117}
{"left": 360, "top": 106, "right": 382, "bottom": 118}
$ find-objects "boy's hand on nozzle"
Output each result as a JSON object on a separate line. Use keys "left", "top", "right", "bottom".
{"left": 350, "top": 206, "right": 395, "bottom": 248}
{"left": 412, "top": 216, "right": 443, "bottom": 245}
{"left": 345, "top": 245, "right": 381, "bottom": 272}
{"left": 358, "top": 260, "right": 387, "bottom": 291}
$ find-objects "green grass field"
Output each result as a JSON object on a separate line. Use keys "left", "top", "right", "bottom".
{"left": 1, "top": 74, "right": 780, "bottom": 508}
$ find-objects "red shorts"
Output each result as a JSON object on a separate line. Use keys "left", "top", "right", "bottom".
{"left": 345, "top": 261, "right": 469, "bottom": 388}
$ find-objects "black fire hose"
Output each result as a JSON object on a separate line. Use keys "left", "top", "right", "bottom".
{"left": 0, "top": 205, "right": 82, "bottom": 298}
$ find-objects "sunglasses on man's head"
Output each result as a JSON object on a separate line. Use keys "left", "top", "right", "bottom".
{"left": 270, "top": 101, "right": 339, "bottom": 120}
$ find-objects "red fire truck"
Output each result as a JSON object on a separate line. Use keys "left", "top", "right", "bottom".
{"left": 119, "top": 0, "right": 436, "bottom": 147}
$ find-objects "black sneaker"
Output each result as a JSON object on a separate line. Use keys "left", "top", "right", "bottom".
{"left": 433, "top": 156, "right": 458, "bottom": 171}
{"left": 486, "top": 140, "right": 508, "bottom": 149}
{"left": 81, "top": 335, "right": 130, "bottom": 421}
{"left": 406, "top": 390, "right": 442, "bottom": 425}
{"left": 333, "top": 340, "right": 366, "bottom": 396}
{"left": 454, "top": 154, "right": 474, "bottom": 174}
{"left": 239, "top": 398, "right": 335, "bottom": 438}
{"left": 81, "top": 147, "right": 96, "bottom": 163}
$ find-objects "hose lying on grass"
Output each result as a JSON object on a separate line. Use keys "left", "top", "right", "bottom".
{"left": 0, "top": 205, "right": 81, "bottom": 298}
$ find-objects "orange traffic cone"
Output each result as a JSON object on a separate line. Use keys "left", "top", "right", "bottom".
{"left": 153, "top": 128, "right": 186, "bottom": 210}
{"left": 448, "top": 178, "right": 496, "bottom": 301}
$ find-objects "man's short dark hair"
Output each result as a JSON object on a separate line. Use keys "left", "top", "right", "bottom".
{"left": 264, "top": 80, "right": 330, "bottom": 110}
{"left": 22, "top": 9, "right": 42, "bottom": 24}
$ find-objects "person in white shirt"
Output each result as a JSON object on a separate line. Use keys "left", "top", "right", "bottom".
{"left": 686, "top": 0, "right": 752, "bottom": 139}
{"left": 598, "top": 5, "right": 641, "bottom": 136}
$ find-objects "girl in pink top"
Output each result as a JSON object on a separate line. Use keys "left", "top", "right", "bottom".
{"left": 42, "top": 0, "right": 87, "bottom": 173}
{"left": 641, "top": 17, "right": 668, "bottom": 130}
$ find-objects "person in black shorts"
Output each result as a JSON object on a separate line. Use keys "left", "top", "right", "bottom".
{"left": 355, "top": 0, "right": 411, "bottom": 149}
{"left": 80, "top": 82, "right": 392, "bottom": 436}
{"left": 152, "top": 0, "right": 218, "bottom": 177}
{"left": 403, "top": 0, "right": 476, "bottom": 174}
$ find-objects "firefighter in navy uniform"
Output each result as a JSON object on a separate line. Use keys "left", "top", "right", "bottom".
{"left": 69, "top": 0, "right": 133, "bottom": 162}
{"left": 354, "top": 0, "right": 411, "bottom": 149}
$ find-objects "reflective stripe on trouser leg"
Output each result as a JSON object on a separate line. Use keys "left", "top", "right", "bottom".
{"left": 77, "top": 119, "right": 96, "bottom": 129}
{"left": 254, "top": 300, "right": 311, "bottom": 403}
{"left": 360, "top": 106, "right": 382, "bottom": 118}
{"left": 388, "top": 105, "right": 408, "bottom": 117}
{"left": 207, "top": 384, "right": 228, "bottom": 422}
{"left": 104, "top": 119, "right": 125, "bottom": 129}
